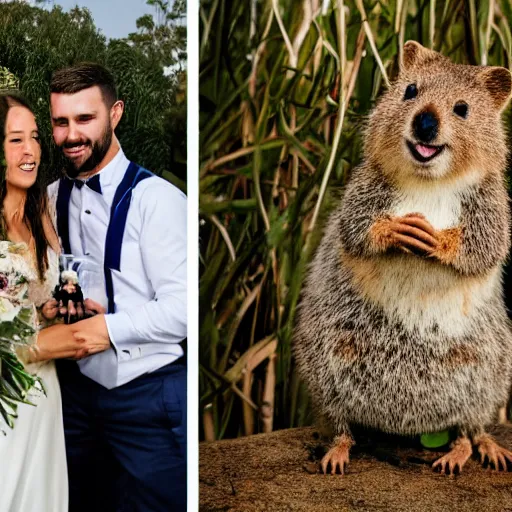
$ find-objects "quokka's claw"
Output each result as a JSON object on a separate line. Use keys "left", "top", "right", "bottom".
{"left": 321, "top": 445, "right": 349, "bottom": 475}
{"left": 320, "top": 434, "right": 354, "bottom": 475}
{"left": 476, "top": 435, "right": 512, "bottom": 472}
{"left": 432, "top": 436, "right": 471, "bottom": 476}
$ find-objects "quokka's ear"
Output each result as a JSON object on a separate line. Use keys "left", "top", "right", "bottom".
{"left": 477, "top": 66, "right": 512, "bottom": 111}
{"left": 401, "top": 41, "right": 448, "bottom": 72}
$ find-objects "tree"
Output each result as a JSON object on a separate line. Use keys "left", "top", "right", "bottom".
{"left": 127, "top": 0, "right": 188, "bottom": 183}
{"left": 129, "top": 0, "right": 186, "bottom": 74}
{"left": 0, "top": 0, "right": 186, "bottom": 186}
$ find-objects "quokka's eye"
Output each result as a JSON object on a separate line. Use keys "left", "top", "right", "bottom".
{"left": 453, "top": 102, "right": 469, "bottom": 118}
{"left": 404, "top": 83, "right": 418, "bottom": 100}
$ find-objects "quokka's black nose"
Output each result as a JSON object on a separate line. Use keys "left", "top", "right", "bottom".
{"left": 413, "top": 111, "right": 438, "bottom": 143}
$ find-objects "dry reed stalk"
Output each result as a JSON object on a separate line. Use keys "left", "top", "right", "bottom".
{"left": 223, "top": 336, "right": 277, "bottom": 384}
{"left": 338, "top": 0, "right": 347, "bottom": 80}
{"left": 250, "top": 0, "right": 258, "bottom": 42}
{"left": 309, "top": 21, "right": 366, "bottom": 232}
{"left": 483, "top": 0, "right": 495, "bottom": 65}
{"left": 261, "top": 353, "right": 277, "bottom": 433}
{"left": 469, "top": 0, "right": 479, "bottom": 62}
{"left": 215, "top": 300, "right": 237, "bottom": 330}
{"left": 429, "top": 0, "right": 436, "bottom": 49}
{"left": 241, "top": 101, "right": 255, "bottom": 147}
{"left": 272, "top": 0, "right": 297, "bottom": 73}
{"left": 243, "top": 369, "right": 255, "bottom": 435}
{"left": 395, "top": 0, "right": 404, "bottom": 33}
{"left": 345, "top": 27, "right": 366, "bottom": 99}
{"left": 249, "top": 8, "right": 274, "bottom": 99}
{"left": 200, "top": 0, "right": 220, "bottom": 59}
{"left": 398, "top": 0, "right": 409, "bottom": 65}
{"left": 247, "top": 338, "right": 279, "bottom": 372}
{"left": 208, "top": 214, "right": 236, "bottom": 262}
{"left": 230, "top": 381, "right": 258, "bottom": 409}
{"left": 293, "top": 0, "right": 314, "bottom": 58}
{"left": 219, "top": 280, "right": 265, "bottom": 373}
{"left": 203, "top": 404, "right": 216, "bottom": 442}
{"left": 355, "top": 0, "right": 390, "bottom": 87}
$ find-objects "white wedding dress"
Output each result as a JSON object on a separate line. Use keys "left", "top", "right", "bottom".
{"left": 0, "top": 248, "right": 68, "bottom": 511}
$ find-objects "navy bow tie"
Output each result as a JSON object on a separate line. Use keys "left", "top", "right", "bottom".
{"left": 73, "top": 174, "right": 102, "bottom": 194}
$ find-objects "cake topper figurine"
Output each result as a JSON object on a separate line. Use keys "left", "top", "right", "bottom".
{"left": 52, "top": 270, "right": 85, "bottom": 324}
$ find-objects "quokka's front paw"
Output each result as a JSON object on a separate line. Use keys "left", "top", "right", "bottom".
{"left": 429, "top": 227, "right": 462, "bottom": 264}
{"left": 370, "top": 214, "right": 461, "bottom": 263}
{"left": 370, "top": 214, "right": 438, "bottom": 255}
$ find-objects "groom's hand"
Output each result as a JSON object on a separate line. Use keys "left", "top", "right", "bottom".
{"left": 58, "top": 299, "right": 85, "bottom": 324}
{"left": 84, "top": 298, "right": 107, "bottom": 316}
{"left": 58, "top": 298, "right": 105, "bottom": 325}
{"left": 71, "top": 314, "right": 111, "bottom": 355}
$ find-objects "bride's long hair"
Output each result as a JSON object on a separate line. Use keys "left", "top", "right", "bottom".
{"left": 0, "top": 93, "right": 50, "bottom": 281}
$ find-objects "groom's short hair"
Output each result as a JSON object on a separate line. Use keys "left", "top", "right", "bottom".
{"left": 50, "top": 62, "right": 118, "bottom": 108}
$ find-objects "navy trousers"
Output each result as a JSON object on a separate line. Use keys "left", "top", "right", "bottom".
{"left": 56, "top": 359, "right": 187, "bottom": 512}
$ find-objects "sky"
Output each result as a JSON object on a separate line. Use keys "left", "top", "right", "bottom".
{"left": 40, "top": 0, "right": 157, "bottom": 40}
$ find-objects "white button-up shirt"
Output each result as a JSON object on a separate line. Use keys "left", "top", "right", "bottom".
{"left": 48, "top": 149, "right": 187, "bottom": 388}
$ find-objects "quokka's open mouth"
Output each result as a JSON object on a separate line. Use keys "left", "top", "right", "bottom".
{"left": 406, "top": 140, "right": 445, "bottom": 163}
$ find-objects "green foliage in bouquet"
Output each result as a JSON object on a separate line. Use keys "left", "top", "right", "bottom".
{"left": 0, "top": 242, "right": 41, "bottom": 432}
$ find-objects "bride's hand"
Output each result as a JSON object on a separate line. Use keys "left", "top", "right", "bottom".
{"left": 41, "top": 299, "right": 59, "bottom": 321}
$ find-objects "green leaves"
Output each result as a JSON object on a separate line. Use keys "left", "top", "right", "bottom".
{"left": 0, "top": 352, "right": 42, "bottom": 432}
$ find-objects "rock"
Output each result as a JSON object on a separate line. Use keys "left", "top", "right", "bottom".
{"left": 200, "top": 425, "right": 512, "bottom": 511}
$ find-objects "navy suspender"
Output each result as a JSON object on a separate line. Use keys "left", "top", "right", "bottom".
{"left": 56, "top": 178, "right": 73, "bottom": 255}
{"left": 103, "top": 163, "right": 153, "bottom": 313}
{"left": 56, "top": 162, "right": 153, "bottom": 314}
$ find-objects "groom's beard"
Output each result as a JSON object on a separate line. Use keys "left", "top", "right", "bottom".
{"left": 61, "top": 123, "right": 113, "bottom": 178}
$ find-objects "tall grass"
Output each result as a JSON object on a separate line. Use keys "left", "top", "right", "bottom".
{"left": 199, "top": 0, "right": 512, "bottom": 441}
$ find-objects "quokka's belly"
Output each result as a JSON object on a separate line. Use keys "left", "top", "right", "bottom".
{"left": 343, "top": 253, "right": 501, "bottom": 337}
{"left": 328, "top": 256, "right": 509, "bottom": 433}
{"left": 330, "top": 329, "right": 507, "bottom": 435}
{"left": 348, "top": 383, "right": 499, "bottom": 435}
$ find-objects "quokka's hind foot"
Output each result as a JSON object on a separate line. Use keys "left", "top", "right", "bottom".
{"left": 321, "top": 433, "right": 354, "bottom": 475}
{"left": 432, "top": 436, "right": 472, "bottom": 476}
{"left": 474, "top": 434, "right": 512, "bottom": 471}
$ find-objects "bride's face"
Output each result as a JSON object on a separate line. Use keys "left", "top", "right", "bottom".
{"left": 3, "top": 106, "right": 41, "bottom": 191}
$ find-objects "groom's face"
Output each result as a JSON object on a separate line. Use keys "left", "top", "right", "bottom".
{"left": 50, "top": 86, "right": 113, "bottom": 178}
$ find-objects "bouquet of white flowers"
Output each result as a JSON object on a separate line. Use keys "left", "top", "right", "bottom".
{"left": 0, "top": 241, "right": 41, "bottom": 431}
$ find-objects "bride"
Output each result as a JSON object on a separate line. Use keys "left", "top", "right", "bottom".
{"left": 0, "top": 92, "right": 105, "bottom": 511}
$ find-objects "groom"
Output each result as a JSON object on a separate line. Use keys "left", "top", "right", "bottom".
{"left": 46, "top": 63, "right": 187, "bottom": 511}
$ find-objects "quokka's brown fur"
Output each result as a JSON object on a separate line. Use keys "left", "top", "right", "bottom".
{"left": 294, "top": 41, "right": 512, "bottom": 475}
